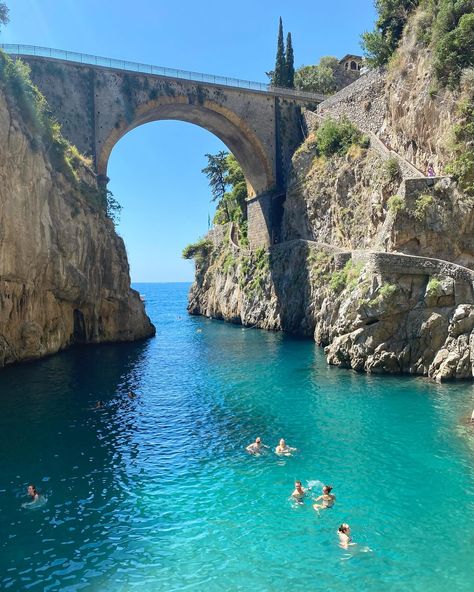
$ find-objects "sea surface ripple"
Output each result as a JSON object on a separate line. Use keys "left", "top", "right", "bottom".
{"left": 0, "top": 283, "right": 473, "bottom": 591}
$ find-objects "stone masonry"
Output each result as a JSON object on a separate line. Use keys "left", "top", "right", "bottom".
{"left": 17, "top": 55, "right": 325, "bottom": 249}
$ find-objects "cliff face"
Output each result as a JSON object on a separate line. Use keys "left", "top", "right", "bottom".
{"left": 188, "top": 17, "right": 474, "bottom": 381}
{"left": 0, "top": 87, "right": 155, "bottom": 366}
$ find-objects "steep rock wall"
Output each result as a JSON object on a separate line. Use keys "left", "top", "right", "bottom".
{"left": 0, "top": 89, "right": 155, "bottom": 366}
{"left": 187, "top": 10, "right": 474, "bottom": 381}
{"left": 189, "top": 235, "right": 474, "bottom": 381}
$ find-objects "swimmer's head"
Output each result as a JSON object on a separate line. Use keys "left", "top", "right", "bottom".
{"left": 295, "top": 480, "right": 302, "bottom": 488}
{"left": 27, "top": 484, "right": 37, "bottom": 496}
{"left": 338, "top": 523, "right": 350, "bottom": 534}
{"left": 279, "top": 438, "right": 285, "bottom": 446}
{"left": 323, "top": 485, "right": 333, "bottom": 494}
{"left": 255, "top": 437, "right": 261, "bottom": 444}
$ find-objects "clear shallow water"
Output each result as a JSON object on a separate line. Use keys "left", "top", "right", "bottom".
{"left": 1, "top": 282, "right": 474, "bottom": 592}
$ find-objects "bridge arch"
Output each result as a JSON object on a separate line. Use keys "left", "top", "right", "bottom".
{"left": 97, "top": 96, "right": 275, "bottom": 198}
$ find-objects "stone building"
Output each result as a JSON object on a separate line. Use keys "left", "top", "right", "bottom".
{"left": 339, "top": 54, "right": 363, "bottom": 72}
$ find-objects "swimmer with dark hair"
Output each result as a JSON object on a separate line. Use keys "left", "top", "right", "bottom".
{"left": 291, "top": 480, "right": 306, "bottom": 503}
{"left": 95, "top": 401, "right": 103, "bottom": 409}
{"left": 27, "top": 484, "right": 39, "bottom": 502}
{"left": 313, "top": 485, "right": 336, "bottom": 513}
{"left": 128, "top": 391, "right": 137, "bottom": 399}
{"left": 338, "top": 523, "right": 354, "bottom": 549}
{"left": 246, "top": 437, "right": 268, "bottom": 454}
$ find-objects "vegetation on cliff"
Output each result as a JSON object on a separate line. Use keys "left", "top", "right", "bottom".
{"left": 201, "top": 151, "right": 247, "bottom": 229}
{"left": 418, "top": 0, "right": 474, "bottom": 88}
{"left": 363, "top": 0, "right": 473, "bottom": 87}
{"left": 0, "top": 49, "right": 122, "bottom": 219}
{"left": 364, "top": 1, "right": 474, "bottom": 194}
{"left": 361, "top": 0, "right": 420, "bottom": 67}
{"left": 182, "top": 238, "right": 213, "bottom": 264}
{"left": 297, "top": 117, "right": 370, "bottom": 162}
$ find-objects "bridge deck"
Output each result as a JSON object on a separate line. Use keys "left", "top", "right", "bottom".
{"left": 0, "top": 44, "right": 326, "bottom": 103}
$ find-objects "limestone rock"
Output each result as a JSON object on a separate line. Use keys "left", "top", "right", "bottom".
{"left": 0, "top": 88, "right": 155, "bottom": 367}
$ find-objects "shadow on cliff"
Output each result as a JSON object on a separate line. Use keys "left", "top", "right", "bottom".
{"left": 268, "top": 239, "right": 314, "bottom": 338}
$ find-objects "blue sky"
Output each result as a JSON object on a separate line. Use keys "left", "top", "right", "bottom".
{"left": 2, "top": 0, "right": 376, "bottom": 281}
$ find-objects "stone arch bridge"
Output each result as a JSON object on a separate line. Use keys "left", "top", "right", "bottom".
{"left": 2, "top": 45, "right": 324, "bottom": 248}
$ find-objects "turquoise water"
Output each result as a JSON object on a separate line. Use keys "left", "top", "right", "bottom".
{"left": 1, "top": 282, "right": 474, "bottom": 591}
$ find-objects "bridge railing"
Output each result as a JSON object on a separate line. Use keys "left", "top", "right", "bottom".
{"left": 0, "top": 44, "right": 326, "bottom": 102}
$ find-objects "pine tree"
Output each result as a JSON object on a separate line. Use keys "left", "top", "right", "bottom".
{"left": 273, "top": 17, "right": 286, "bottom": 87}
{"left": 285, "top": 32, "right": 295, "bottom": 88}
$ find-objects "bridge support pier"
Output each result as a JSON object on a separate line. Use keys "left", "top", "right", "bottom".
{"left": 247, "top": 191, "right": 285, "bottom": 250}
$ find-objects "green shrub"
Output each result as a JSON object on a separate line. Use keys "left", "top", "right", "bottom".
{"left": 378, "top": 283, "right": 397, "bottom": 300}
{"left": 329, "top": 259, "right": 363, "bottom": 293}
{"left": 432, "top": 4, "right": 474, "bottom": 88}
{"left": 182, "top": 238, "right": 213, "bottom": 264}
{"left": 414, "top": 194, "right": 434, "bottom": 221}
{"left": 382, "top": 157, "right": 400, "bottom": 182}
{"left": 388, "top": 194, "right": 406, "bottom": 213}
{"left": 238, "top": 247, "right": 270, "bottom": 295}
{"left": 223, "top": 252, "right": 236, "bottom": 274}
{"left": 445, "top": 95, "right": 474, "bottom": 195}
{"left": 426, "top": 277, "right": 442, "bottom": 296}
{"left": 315, "top": 117, "right": 364, "bottom": 158}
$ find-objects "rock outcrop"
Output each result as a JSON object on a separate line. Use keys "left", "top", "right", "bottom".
{"left": 188, "top": 14, "right": 474, "bottom": 381}
{"left": 0, "top": 82, "right": 154, "bottom": 367}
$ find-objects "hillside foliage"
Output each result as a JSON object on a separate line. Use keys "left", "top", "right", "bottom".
{"left": 294, "top": 57, "right": 340, "bottom": 94}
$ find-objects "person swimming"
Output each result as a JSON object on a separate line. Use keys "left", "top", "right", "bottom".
{"left": 275, "top": 438, "right": 297, "bottom": 456}
{"left": 291, "top": 480, "right": 306, "bottom": 502}
{"left": 246, "top": 437, "right": 268, "bottom": 454}
{"left": 338, "top": 523, "right": 353, "bottom": 549}
{"left": 95, "top": 401, "right": 103, "bottom": 409}
{"left": 313, "top": 485, "right": 336, "bottom": 513}
{"left": 27, "top": 484, "right": 39, "bottom": 502}
{"left": 128, "top": 391, "right": 137, "bottom": 399}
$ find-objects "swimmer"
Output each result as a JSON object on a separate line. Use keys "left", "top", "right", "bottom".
{"left": 313, "top": 485, "right": 336, "bottom": 513}
{"left": 128, "top": 391, "right": 137, "bottom": 399}
{"left": 275, "top": 438, "right": 297, "bottom": 456}
{"left": 246, "top": 437, "right": 268, "bottom": 454}
{"left": 95, "top": 401, "right": 103, "bottom": 409}
{"left": 291, "top": 480, "right": 306, "bottom": 502}
{"left": 27, "top": 484, "right": 40, "bottom": 503}
{"left": 338, "top": 523, "right": 354, "bottom": 549}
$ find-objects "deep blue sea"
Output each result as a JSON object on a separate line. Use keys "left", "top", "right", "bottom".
{"left": 1, "top": 282, "right": 473, "bottom": 591}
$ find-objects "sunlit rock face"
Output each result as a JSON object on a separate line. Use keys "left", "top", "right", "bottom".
{"left": 0, "top": 89, "right": 155, "bottom": 367}
{"left": 187, "top": 17, "right": 474, "bottom": 381}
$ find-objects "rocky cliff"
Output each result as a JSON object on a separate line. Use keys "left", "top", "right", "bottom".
{"left": 188, "top": 11, "right": 474, "bottom": 381}
{"left": 0, "top": 61, "right": 154, "bottom": 366}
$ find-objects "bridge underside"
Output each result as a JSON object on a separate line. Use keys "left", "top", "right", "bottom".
{"left": 97, "top": 97, "right": 273, "bottom": 199}
{"left": 19, "top": 55, "right": 319, "bottom": 248}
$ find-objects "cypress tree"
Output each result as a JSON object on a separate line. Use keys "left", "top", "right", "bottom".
{"left": 285, "top": 32, "right": 295, "bottom": 88}
{"left": 273, "top": 17, "right": 286, "bottom": 87}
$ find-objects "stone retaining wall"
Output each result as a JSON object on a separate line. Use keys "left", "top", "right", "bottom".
{"left": 317, "top": 69, "right": 387, "bottom": 135}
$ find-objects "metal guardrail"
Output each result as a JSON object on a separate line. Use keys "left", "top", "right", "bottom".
{"left": 0, "top": 44, "right": 326, "bottom": 103}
